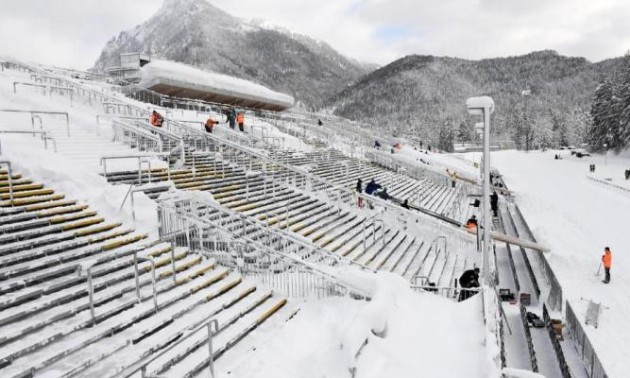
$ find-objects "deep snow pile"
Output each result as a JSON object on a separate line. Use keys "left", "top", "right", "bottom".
{"left": 493, "top": 149, "right": 630, "bottom": 377}
{"left": 225, "top": 270, "right": 497, "bottom": 378}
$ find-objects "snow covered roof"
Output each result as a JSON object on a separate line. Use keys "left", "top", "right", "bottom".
{"left": 139, "top": 60, "right": 295, "bottom": 111}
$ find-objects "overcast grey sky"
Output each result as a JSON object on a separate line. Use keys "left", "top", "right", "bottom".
{"left": 1, "top": 0, "right": 629, "bottom": 69}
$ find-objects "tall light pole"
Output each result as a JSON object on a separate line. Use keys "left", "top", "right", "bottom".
{"left": 522, "top": 89, "right": 531, "bottom": 151}
{"left": 467, "top": 96, "right": 495, "bottom": 286}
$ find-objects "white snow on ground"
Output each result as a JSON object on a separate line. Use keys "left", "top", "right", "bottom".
{"left": 229, "top": 270, "right": 497, "bottom": 378}
{"left": 493, "top": 149, "right": 630, "bottom": 377}
{"left": 140, "top": 59, "right": 295, "bottom": 108}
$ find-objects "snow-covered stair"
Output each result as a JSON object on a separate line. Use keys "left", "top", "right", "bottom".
{"left": 0, "top": 168, "right": 288, "bottom": 378}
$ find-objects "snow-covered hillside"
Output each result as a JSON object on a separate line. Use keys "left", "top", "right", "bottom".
{"left": 494, "top": 149, "right": 630, "bottom": 377}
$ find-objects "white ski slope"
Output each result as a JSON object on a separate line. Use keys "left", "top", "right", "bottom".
{"left": 493, "top": 149, "right": 630, "bottom": 377}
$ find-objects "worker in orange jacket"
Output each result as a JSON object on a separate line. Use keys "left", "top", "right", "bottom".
{"left": 236, "top": 112, "right": 245, "bottom": 132}
{"left": 204, "top": 117, "right": 219, "bottom": 133}
{"left": 149, "top": 110, "right": 163, "bottom": 128}
{"left": 466, "top": 215, "right": 478, "bottom": 231}
{"left": 602, "top": 247, "right": 612, "bottom": 284}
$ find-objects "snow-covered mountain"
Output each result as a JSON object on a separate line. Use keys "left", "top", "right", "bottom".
{"left": 93, "top": 0, "right": 371, "bottom": 109}
{"left": 327, "top": 50, "right": 624, "bottom": 147}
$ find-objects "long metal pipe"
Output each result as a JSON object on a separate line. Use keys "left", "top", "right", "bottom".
{"left": 482, "top": 108, "right": 492, "bottom": 286}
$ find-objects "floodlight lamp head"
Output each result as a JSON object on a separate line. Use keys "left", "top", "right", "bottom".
{"left": 466, "top": 96, "right": 495, "bottom": 115}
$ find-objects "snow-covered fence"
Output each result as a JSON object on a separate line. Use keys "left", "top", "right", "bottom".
{"left": 586, "top": 175, "right": 630, "bottom": 194}
{"left": 157, "top": 191, "right": 370, "bottom": 300}
{"left": 542, "top": 304, "right": 572, "bottom": 378}
{"left": 12, "top": 81, "right": 74, "bottom": 106}
{"left": 519, "top": 302, "right": 539, "bottom": 372}
{"left": 0, "top": 108, "right": 70, "bottom": 136}
{"left": 565, "top": 302, "right": 609, "bottom": 378}
{"left": 367, "top": 149, "right": 456, "bottom": 189}
{"left": 0, "top": 130, "right": 57, "bottom": 154}
{"left": 513, "top": 204, "right": 562, "bottom": 311}
{"left": 111, "top": 120, "right": 161, "bottom": 152}
{"left": 504, "top": 206, "right": 541, "bottom": 298}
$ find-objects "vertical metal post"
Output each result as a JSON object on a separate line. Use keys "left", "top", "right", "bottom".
{"left": 150, "top": 258, "right": 158, "bottom": 313}
{"left": 5, "top": 163, "right": 14, "bottom": 205}
{"left": 137, "top": 158, "right": 142, "bottom": 185}
{"left": 170, "top": 239, "right": 177, "bottom": 283}
{"left": 130, "top": 190, "right": 136, "bottom": 223}
{"left": 482, "top": 108, "right": 492, "bottom": 286}
{"left": 134, "top": 251, "right": 141, "bottom": 302}
{"left": 207, "top": 320, "right": 218, "bottom": 377}
{"left": 87, "top": 267, "right": 96, "bottom": 326}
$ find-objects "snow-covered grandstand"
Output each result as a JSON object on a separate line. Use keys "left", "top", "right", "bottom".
{"left": 137, "top": 60, "right": 295, "bottom": 111}
{"left": 0, "top": 57, "right": 614, "bottom": 378}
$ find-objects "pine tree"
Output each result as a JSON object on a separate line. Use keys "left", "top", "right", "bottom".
{"left": 570, "top": 109, "right": 591, "bottom": 147}
{"left": 588, "top": 81, "right": 615, "bottom": 151}
{"left": 438, "top": 119, "right": 455, "bottom": 152}
{"left": 550, "top": 110, "right": 569, "bottom": 147}
{"left": 536, "top": 121, "right": 554, "bottom": 150}
{"left": 457, "top": 120, "right": 471, "bottom": 143}
{"left": 616, "top": 53, "right": 630, "bottom": 149}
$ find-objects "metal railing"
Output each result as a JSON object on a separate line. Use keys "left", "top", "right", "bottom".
{"left": 519, "top": 302, "right": 539, "bottom": 372}
{"left": 565, "top": 301, "right": 609, "bottom": 378}
{"left": 0, "top": 108, "right": 70, "bottom": 136}
{"left": 542, "top": 304, "right": 572, "bottom": 378}
{"left": 505, "top": 205, "right": 541, "bottom": 298}
{"left": 115, "top": 317, "right": 219, "bottom": 378}
{"left": 111, "top": 120, "right": 162, "bottom": 153}
{"left": 513, "top": 203, "right": 562, "bottom": 311}
{"left": 409, "top": 284, "right": 480, "bottom": 300}
{"left": 120, "top": 182, "right": 174, "bottom": 222}
{"left": 13, "top": 81, "right": 74, "bottom": 105}
{"left": 157, "top": 191, "right": 370, "bottom": 299}
{"left": 100, "top": 153, "right": 172, "bottom": 184}
{"left": 0, "top": 130, "right": 57, "bottom": 154}
{"left": 110, "top": 118, "right": 185, "bottom": 162}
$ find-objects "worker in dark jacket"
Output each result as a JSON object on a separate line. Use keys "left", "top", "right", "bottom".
{"left": 458, "top": 267, "right": 480, "bottom": 301}
{"left": 377, "top": 187, "right": 390, "bottom": 200}
{"left": 226, "top": 108, "right": 236, "bottom": 130}
{"left": 490, "top": 191, "right": 499, "bottom": 217}
{"left": 365, "top": 179, "right": 381, "bottom": 195}
{"left": 356, "top": 178, "right": 364, "bottom": 208}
